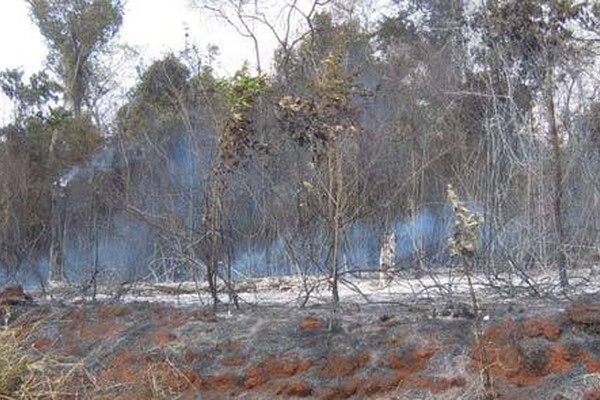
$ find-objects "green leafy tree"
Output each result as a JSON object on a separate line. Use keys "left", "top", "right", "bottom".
{"left": 26, "top": 0, "right": 124, "bottom": 116}
{"left": 0, "top": 112, "right": 101, "bottom": 282}
{"left": 117, "top": 54, "right": 191, "bottom": 140}
{"left": 0, "top": 64, "right": 101, "bottom": 278}
{"left": 0, "top": 69, "right": 60, "bottom": 123}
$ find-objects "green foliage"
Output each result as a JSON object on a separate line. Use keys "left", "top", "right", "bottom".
{"left": 376, "top": 0, "right": 466, "bottom": 50}
{"left": 117, "top": 55, "right": 192, "bottom": 140}
{"left": 136, "top": 54, "right": 191, "bottom": 108}
{"left": 3, "top": 0, "right": 600, "bottom": 294}
{"left": 115, "top": 53, "right": 226, "bottom": 155}
{"left": 19, "top": 110, "right": 102, "bottom": 193}
{"left": 48, "top": 113, "right": 103, "bottom": 165}
{"left": 0, "top": 107, "right": 102, "bottom": 264}
{"left": 217, "top": 66, "right": 268, "bottom": 168}
{"left": 26, "top": 0, "right": 124, "bottom": 114}
{"left": 376, "top": 13, "right": 420, "bottom": 51}
{"left": 479, "top": 0, "right": 597, "bottom": 88}
{"left": 0, "top": 69, "right": 60, "bottom": 123}
{"left": 219, "top": 66, "right": 267, "bottom": 116}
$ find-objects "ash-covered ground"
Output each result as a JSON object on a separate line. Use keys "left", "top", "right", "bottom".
{"left": 2, "top": 269, "right": 600, "bottom": 399}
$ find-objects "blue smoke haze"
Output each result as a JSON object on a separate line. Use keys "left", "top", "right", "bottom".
{"left": 0, "top": 132, "right": 464, "bottom": 288}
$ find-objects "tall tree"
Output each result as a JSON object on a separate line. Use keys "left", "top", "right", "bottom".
{"left": 26, "top": 0, "right": 124, "bottom": 116}
{"left": 25, "top": 0, "right": 122, "bottom": 282}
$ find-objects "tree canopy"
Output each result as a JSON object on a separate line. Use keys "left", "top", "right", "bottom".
{"left": 26, "top": 0, "right": 124, "bottom": 116}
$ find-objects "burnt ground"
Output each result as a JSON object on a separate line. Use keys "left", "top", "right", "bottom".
{"left": 2, "top": 287, "right": 600, "bottom": 400}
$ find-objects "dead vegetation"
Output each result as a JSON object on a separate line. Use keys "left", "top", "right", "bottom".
{"left": 0, "top": 325, "right": 92, "bottom": 399}
{"left": 0, "top": 293, "right": 596, "bottom": 399}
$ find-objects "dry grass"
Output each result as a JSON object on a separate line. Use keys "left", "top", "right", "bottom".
{"left": 0, "top": 326, "right": 90, "bottom": 399}
{"left": 0, "top": 329, "right": 32, "bottom": 398}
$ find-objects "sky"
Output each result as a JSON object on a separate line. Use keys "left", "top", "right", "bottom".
{"left": 0, "top": 0, "right": 288, "bottom": 125}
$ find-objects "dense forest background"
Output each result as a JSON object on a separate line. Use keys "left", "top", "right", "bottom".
{"left": 2, "top": 0, "right": 600, "bottom": 304}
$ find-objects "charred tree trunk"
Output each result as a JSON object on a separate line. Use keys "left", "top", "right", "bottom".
{"left": 91, "top": 184, "right": 100, "bottom": 301}
{"left": 49, "top": 185, "right": 67, "bottom": 282}
{"left": 206, "top": 166, "right": 226, "bottom": 307}
{"left": 546, "top": 73, "right": 568, "bottom": 289}
{"left": 328, "top": 143, "right": 343, "bottom": 306}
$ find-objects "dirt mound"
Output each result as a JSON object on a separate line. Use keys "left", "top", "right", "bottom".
{"left": 0, "top": 285, "right": 33, "bottom": 306}
{"left": 2, "top": 299, "right": 600, "bottom": 399}
{"left": 472, "top": 302, "right": 600, "bottom": 399}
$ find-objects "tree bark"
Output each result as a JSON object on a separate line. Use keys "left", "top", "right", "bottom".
{"left": 547, "top": 72, "right": 568, "bottom": 288}
{"left": 207, "top": 166, "right": 226, "bottom": 307}
{"left": 328, "top": 143, "right": 343, "bottom": 306}
{"left": 49, "top": 186, "right": 66, "bottom": 282}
